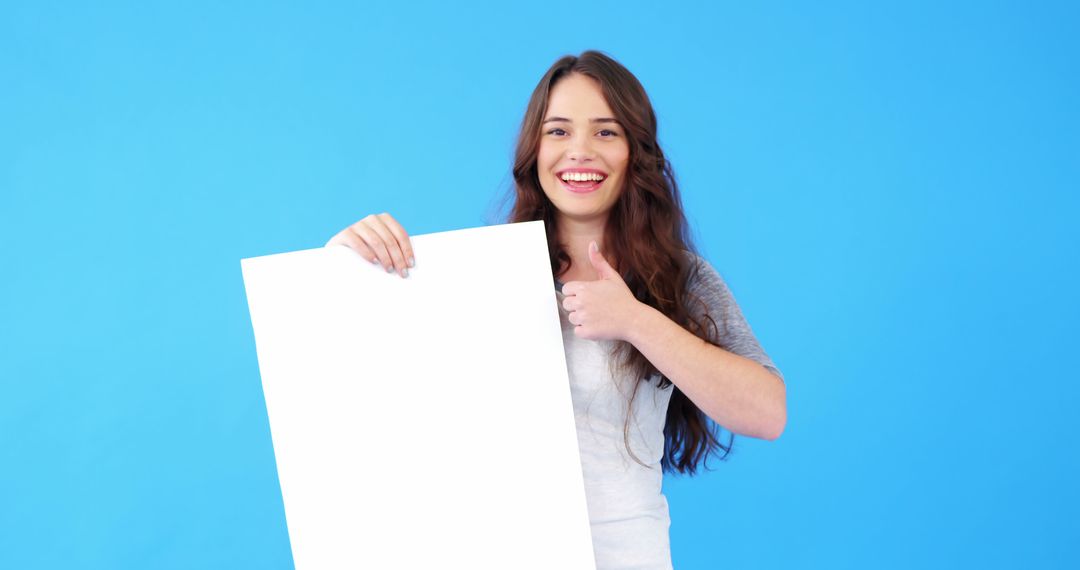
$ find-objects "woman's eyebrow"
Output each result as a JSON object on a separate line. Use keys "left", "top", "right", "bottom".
{"left": 542, "top": 116, "right": 621, "bottom": 124}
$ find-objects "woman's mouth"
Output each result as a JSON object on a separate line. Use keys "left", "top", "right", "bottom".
{"left": 558, "top": 171, "right": 607, "bottom": 194}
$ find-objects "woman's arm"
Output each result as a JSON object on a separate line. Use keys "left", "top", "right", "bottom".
{"left": 626, "top": 305, "right": 787, "bottom": 440}
{"left": 561, "top": 241, "right": 786, "bottom": 440}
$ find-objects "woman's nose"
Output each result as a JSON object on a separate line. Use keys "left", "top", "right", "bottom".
{"left": 566, "top": 134, "right": 595, "bottom": 161}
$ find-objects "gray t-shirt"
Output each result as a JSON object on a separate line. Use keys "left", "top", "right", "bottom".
{"left": 555, "top": 251, "right": 783, "bottom": 570}
{"left": 682, "top": 252, "right": 785, "bottom": 383}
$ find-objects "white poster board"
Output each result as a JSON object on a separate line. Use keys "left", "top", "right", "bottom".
{"left": 240, "top": 221, "right": 596, "bottom": 569}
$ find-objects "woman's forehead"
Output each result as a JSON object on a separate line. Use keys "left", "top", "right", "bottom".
{"left": 545, "top": 74, "right": 614, "bottom": 120}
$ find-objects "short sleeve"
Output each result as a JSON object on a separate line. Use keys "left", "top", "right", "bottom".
{"left": 684, "top": 252, "right": 785, "bottom": 384}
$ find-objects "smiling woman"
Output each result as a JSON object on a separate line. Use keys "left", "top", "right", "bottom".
{"left": 326, "top": 50, "right": 786, "bottom": 570}
{"left": 534, "top": 73, "right": 630, "bottom": 223}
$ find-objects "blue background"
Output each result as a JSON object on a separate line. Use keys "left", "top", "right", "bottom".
{"left": 3, "top": 1, "right": 1077, "bottom": 568}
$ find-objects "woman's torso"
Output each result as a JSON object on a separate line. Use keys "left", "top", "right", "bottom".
{"left": 555, "top": 283, "right": 674, "bottom": 570}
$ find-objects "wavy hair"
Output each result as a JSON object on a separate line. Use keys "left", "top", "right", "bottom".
{"left": 508, "top": 50, "right": 733, "bottom": 474}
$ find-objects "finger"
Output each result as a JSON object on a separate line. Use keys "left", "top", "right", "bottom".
{"left": 562, "top": 296, "right": 579, "bottom": 312}
{"left": 378, "top": 213, "right": 415, "bottom": 268}
{"left": 568, "top": 310, "right": 587, "bottom": 326}
{"left": 330, "top": 230, "right": 379, "bottom": 264}
{"left": 365, "top": 215, "right": 410, "bottom": 278}
{"left": 351, "top": 222, "right": 395, "bottom": 273}
{"left": 588, "top": 241, "right": 619, "bottom": 280}
{"left": 562, "top": 281, "right": 584, "bottom": 297}
{"left": 325, "top": 231, "right": 358, "bottom": 250}
{"left": 324, "top": 233, "right": 343, "bottom": 248}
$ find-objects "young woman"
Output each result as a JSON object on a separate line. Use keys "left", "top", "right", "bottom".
{"left": 325, "top": 50, "right": 786, "bottom": 570}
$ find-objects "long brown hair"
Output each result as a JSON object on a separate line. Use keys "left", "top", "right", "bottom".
{"left": 509, "top": 50, "right": 733, "bottom": 474}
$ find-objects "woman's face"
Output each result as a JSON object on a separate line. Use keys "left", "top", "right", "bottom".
{"left": 537, "top": 73, "right": 630, "bottom": 225}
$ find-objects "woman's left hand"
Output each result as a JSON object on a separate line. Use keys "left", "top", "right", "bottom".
{"left": 561, "top": 241, "right": 647, "bottom": 341}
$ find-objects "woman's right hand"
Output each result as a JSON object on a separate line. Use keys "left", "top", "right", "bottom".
{"left": 324, "top": 213, "right": 415, "bottom": 278}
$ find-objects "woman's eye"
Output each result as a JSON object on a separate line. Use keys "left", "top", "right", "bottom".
{"left": 547, "top": 128, "right": 567, "bottom": 136}
{"left": 598, "top": 129, "right": 618, "bottom": 137}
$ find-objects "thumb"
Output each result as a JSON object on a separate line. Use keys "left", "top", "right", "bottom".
{"left": 589, "top": 241, "right": 619, "bottom": 280}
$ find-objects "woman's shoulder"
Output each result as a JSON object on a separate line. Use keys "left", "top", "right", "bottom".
{"left": 678, "top": 249, "right": 728, "bottom": 295}
{"left": 676, "top": 249, "right": 786, "bottom": 383}
{"left": 677, "top": 249, "right": 743, "bottom": 332}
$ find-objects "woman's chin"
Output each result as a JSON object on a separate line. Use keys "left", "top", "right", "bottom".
{"left": 542, "top": 185, "right": 619, "bottom": 221}
{"left": 553, "top": 204, "right": 614, "bottom": 223}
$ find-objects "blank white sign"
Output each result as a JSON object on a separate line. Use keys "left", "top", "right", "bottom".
{"left": 240, "top": 221, "right": 596, "bottom": 569}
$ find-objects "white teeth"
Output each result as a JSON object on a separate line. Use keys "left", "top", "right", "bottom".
{"left": 560, "top": 172, "right": 605, "bottom": 182}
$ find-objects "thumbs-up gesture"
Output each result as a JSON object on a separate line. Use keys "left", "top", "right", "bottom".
{"left": 561, "top": 241, "right": 646, "bottom": 341}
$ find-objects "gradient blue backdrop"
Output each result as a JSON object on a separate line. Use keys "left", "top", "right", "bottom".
{"left": 2, "top": 1, "right": 1077, "bottom": 568}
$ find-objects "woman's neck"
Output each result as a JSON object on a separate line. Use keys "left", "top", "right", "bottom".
{"left": 555, "top": 215, "right": 610, "bottom": 282}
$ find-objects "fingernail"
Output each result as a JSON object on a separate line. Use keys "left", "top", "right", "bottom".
{"left": 386, "top": 266, "right": 393, "bottom": 273}
{"left": 408, "top": 257, "right": 415, "bottom": 268}
{"left": 371, "top": 259, "right": 380, "bottom": 265}
{"left": 401, "top": 268, "right": 409, "bottom": 278}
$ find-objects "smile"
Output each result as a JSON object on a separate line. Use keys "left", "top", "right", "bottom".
{"left": 557, "top": 169, "right": 607, "bottom": 194}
